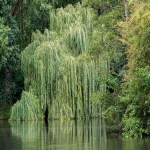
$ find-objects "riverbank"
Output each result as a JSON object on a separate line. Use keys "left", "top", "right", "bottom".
{"left": 0, "top": 104, "right": 122, "bottom": 135}
{"left": 0, "top": 104, "right": 11, "bottom": 120}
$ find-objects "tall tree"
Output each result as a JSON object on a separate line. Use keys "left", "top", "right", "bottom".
{"left": 120, "top": 1, "right": 150, "bottom": 137}
{"left": 10, "top": 3, "right": 109, "bottom": 120}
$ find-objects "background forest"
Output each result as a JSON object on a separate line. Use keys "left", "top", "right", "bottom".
{"left": 1, "top": 0, "right": 150, "bottom": 137}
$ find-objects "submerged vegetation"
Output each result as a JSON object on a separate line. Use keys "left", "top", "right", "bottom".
{"left": 1, "top": 0, "right": 150, "bottom": 137}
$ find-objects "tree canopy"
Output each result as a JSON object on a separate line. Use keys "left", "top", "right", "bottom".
{"left": 10, "top": 3, "right": 109, "bottom": 120}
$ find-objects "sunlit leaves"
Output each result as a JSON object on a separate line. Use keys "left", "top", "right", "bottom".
{"left": 120, "top": 1, "right": 150, "bottom": 136}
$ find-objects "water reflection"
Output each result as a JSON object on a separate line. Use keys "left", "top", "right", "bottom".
{"left": 0, "top": 119, "right": 149, "bottom": 150}
{"left": 0, "top": 121, "right": 22, "bottom": 150}
{"left": 10, "top": 118, "right": 107, "bottom": 150}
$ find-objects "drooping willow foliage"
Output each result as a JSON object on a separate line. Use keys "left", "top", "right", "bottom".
{"left": 10, "top": 3, "right": 109, "bottom": 120}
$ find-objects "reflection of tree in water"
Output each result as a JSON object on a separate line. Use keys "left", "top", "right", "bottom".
{"left": 10, "top": 121, "right": 46, "bottom": 150}
{"left": 1, "top": 119, "right": 150, "bottom": 150}
{"left": 10, "top": 118, "right": 107, "bottom": 150}
{"left": 0, "top": 121, "right": 22, "bottom": 150}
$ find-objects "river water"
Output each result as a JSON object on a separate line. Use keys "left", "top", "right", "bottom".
{"left": 0, "top": 118, "right": 150, "bottom": 150}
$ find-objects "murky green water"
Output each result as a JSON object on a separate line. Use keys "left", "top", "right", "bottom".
{"left": 0, "top": 119, "right": 150, "bottom": 150}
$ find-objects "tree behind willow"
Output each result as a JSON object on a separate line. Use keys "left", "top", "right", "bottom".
{"left": 119, "top": 1, "right": 150, "bottom": 137}
{"left": 10, "top": 3, "right": 109, "bottom": 120}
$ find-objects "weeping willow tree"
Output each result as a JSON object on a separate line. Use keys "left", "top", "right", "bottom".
{"left": 10, "top": 3, "right": 109, "bottom": 120}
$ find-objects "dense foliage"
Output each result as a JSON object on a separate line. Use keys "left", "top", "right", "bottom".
{"left": 0, "top": 0, "right": 79, "bottom": 104}
{"left": 119, "top": 1, "right": 150, "bottom": 137}
{"left": 0, "top": 1, "right": 23, "bottom": 104}
{"left": 1, "top": 0, "right": 150, "bottom": 137}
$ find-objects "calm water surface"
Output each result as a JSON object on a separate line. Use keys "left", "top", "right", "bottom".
{"left": 0, "top": 119, "right": 150, "bottom": 150}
